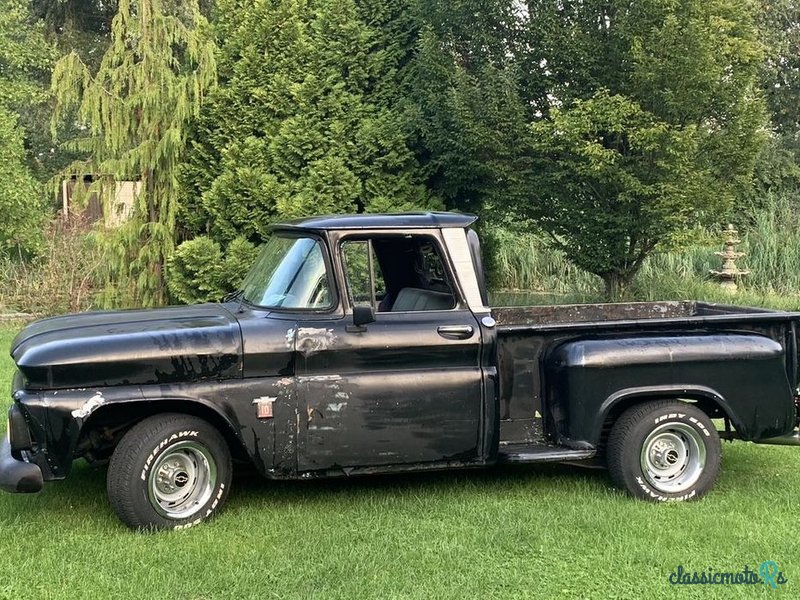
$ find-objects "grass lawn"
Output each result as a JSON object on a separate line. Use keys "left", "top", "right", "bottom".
{"left": 1, "top": 322, "right": 798, "bottom": 599}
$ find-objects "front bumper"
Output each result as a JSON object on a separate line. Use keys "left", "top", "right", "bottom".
{"left": 0, "top": 434, "right": 43, "bottom": 493}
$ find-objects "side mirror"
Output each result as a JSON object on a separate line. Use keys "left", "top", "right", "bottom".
{"left": 352, "top": 305, "right": 376, "bottom": 327}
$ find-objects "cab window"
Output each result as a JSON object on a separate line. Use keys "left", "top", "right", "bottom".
{"left": 340, "top": 236, "right": 456, "bottom": 312}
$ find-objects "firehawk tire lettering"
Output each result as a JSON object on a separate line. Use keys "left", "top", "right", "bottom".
{"left": 140, "top": 430, "right": 200, "bottom": 481}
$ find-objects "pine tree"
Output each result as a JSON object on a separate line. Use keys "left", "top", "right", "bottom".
{"left": 51, "top": 0, "right": 216, "bottom": 306}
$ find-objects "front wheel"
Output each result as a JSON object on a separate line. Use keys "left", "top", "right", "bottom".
{"left": 607, "top": 400, "right": 721, "bottom": 501}
{"left": 107, "top": 413, "right": 232, "bottom": 530}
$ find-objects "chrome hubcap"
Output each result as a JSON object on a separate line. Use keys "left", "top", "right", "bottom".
{"left": 640, "top": 423, "right": 706, "bottom": 493}
{"left": 148, "top": 441, "right": 216, "bottom": 519}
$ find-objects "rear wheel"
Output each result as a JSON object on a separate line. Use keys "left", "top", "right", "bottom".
{"left": 107, "top": 413, "right": 232, "bottom": 530}
{"left": 607, "top": 400, "right": 721, "bottom": 501}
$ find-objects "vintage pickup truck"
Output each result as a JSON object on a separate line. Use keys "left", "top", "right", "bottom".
{"left": 3, "top": 212, "right": 800, "bottom": 530}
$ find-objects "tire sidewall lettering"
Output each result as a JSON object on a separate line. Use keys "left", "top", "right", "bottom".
{"left": 140, "top": 430, "right": 200, "bottom": 481}
{"left": 175, "top": 483, "right": 226, "bottom": 531}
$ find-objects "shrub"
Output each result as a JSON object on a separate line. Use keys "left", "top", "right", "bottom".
{"left": 167, "top": 236, "right": 259, "bottom": 304}
{"left": 0, "top": 219, "right": 104, "bottom": 316}
{"left": 0, "top": 108, "right": 46, "bottom": 259}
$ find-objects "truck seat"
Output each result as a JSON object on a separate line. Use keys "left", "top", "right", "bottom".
{"left": 391, "top": 287, "right": 454, "bottom": 311}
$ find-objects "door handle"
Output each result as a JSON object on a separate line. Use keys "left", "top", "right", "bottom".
{"left": 437, "top": 325, "right": 474, "bottom": 340}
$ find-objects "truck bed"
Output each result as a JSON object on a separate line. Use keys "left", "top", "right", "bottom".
{"left": 491, "top": 300, "right": 800, "bottom": 451}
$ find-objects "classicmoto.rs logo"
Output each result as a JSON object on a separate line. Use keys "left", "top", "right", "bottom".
{"left": 668, "top": 561, "right": 788, "bottom": 589}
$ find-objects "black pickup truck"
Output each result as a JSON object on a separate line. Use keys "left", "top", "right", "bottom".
{"left": 3, "top": 212, "right": 800, "bottom": 530}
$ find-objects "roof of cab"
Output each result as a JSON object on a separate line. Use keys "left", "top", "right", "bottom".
{"left": 272, "top": 212, "right": 478, "bottom": 231}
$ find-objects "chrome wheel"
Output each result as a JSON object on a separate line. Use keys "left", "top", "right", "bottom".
{"left": 147, "top": 441, "right": 217, "bottom": 519}
{"left": 640, "top": 422, "right": 706, "bottom": 493}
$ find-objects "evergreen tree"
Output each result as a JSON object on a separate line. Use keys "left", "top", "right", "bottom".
{"left": 51, "top": 0, "right": 216, "bottom": 306}
{"left": 179, "top": 0, "right": 437, "bottom": 246}
{"left": 404, "top": 0, "right": 531, "bottom": 213}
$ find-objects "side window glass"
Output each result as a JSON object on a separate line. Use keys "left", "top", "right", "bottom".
{"left": 341, "top": 240, "right": 385, "bottom": 308}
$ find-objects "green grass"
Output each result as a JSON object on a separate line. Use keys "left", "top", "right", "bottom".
{"left": 2, "top": 323, "right": 800, "bottom": 599}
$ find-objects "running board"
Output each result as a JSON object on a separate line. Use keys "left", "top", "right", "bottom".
{"left": 498, "top": 446, "right": 596, "bottom": 463}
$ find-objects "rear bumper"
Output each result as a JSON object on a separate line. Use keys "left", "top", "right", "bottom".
{"left": 0, "top": 434, "right": 43, "bottom": 493}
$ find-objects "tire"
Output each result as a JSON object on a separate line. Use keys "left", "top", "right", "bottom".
{"left": 607, "top": 400, "right": 721, "bottom": 502}
{"left": 107, "top": 413, "right": 232, "bottom": 531}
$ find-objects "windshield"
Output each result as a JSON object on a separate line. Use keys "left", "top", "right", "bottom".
{"left": 240, "top": 234, "right": 333, "bottom": 309}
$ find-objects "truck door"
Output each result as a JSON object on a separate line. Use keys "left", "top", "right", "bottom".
{"left": 296, "top": 232, "right": 484, "bottom": 471}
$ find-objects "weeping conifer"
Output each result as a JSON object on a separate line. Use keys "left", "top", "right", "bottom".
{"left": 51, "top": 0, "right": 216, "bottom": 306}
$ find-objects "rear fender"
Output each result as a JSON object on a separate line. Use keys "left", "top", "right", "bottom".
{"left": 546, "top": 333, "right": 796, "bottom": 447}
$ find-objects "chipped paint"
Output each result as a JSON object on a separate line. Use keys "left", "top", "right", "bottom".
{"left": 285, "top": 327, "right": 296, "bottom": 349}
{"left": 71, "top": 392, "right": 106, "bottom": 419}
{"left": 296, "top": 327, "right": 336, "bottom": 357}
{"left": 298, "top": 374, "right": 341, "bottom": 383}
{"left": 326, "top": 402, "right": 347, "bottom": 412}
{"left": 306, "top": 405, "right": 326, "bottom": 423}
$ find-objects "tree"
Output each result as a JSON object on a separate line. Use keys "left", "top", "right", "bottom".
{"left": 0, "top": 0, "right": 53, "bottom": 256}
{"left": 750, "top": 1, "right": 800, "bottom": 196}
{"left": 529, "top": 93, "right": 703, "bottom": 297}
{"left": 759, "top": 0, "right": 800, "bottom": 137}
{"left": 518, "top": 0, "right": 767, "bottom": 298}
{"left": 180, "top": 0, "right": 438, "bottom": 247}
{"left": 403, "top": 0, "right": 531, "bottom": 213}
{"left": 51, "top": 0, "right": 216, "bottom": 306}
{"left": 0, "top": 109, "right": 46, "bottom": 257}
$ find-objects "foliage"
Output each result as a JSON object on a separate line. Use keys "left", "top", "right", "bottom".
{"left": 490, "top": 190, "right": 800, "bottom": 310}
{"left": 758, "top": 0, "right": 800, "bottom": 137}
{"left": 0, "top": 108, "right": 46, "bottom": 258}
{"left": 180, "top": 0, "right": 438, "bottom": 246}
{"left": 28, "top": 0, "right": 118, "bottom": 179}
{"left": 751, "top": 1, "right": 800, "bottom": 199}
{"left": 167, "top": 235, "right": 258, "bottom": 304}
{"left": 516, "top": 0, "right": 767, "bottom": 298}
{"left": 740, "top": 190, "right": 800, "bottom": 294}
{"left": 0, "top": 0, "right": 53, "bottom": 257}
{"left": 0, "top": 218, "right": 104, "bottom": 315}
{"left": 50, "top": 0, "right": 217, "bottom": 307}
{"left": 404, "top": 1, "right": 531, "bottom": 213}
{"left": 174, "top": 0, "right": 443, "bottom": 302}
{"left": 527, "top": 92, "right": 706, "bottom": 297}
{"left": 0, "top": 0, "right": 53, "bottom": 110}
{"left": 20, "top": 0, "right": 798, "bottom": 307}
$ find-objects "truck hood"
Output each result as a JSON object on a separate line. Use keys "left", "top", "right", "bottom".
{"left": 11, "top": 304, "right": 242, "bottom": 390}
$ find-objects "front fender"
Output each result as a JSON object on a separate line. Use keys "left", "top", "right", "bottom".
{"left": 14, "top": 385, "right": 145, "bottom": 479}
